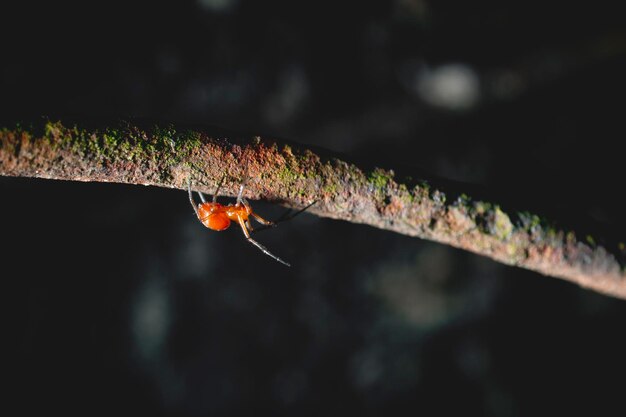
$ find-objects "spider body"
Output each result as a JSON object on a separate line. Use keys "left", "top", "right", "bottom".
{"left": 197, "top": 202, "right": 250, "bottom": 231}
{"left": 188, "top": 178, "right": 290, "bottom": 266}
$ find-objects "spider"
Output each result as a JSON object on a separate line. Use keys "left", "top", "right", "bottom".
{"left": 187, "top": 177, "right": 312, "bottom": 266}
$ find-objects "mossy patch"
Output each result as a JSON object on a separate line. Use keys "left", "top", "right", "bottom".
{"left": 397, "top": 183, "right": 417, "bottom": 204}
{"left": 517, "top": 211, "right": 542, "bottom": 232}
{"left": 277, "top": 165, "right": 305, "bottom": 183}
{"left": 35, "top": 120, "right": 208, "bottom": 165}
{"left": 460, "top": 199, "right": 514, "bottom": 240}
{"left": 323, "top": 182, "right": 338, "bottom": 195}
{"left": 473, "top": 201, "right": 493, "bottom": 215}
{"left": 454, "top": 193, "right": 471, "bottom": 208}
{"left": 491, "top": 206, "right": 513, "bottom": 240}
{"left": 368, "top": 168, "right": 393, "bottom": 190}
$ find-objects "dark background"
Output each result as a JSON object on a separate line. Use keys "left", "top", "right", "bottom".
{"left": 2, "top": 1, "right": 626, "bottom": 416}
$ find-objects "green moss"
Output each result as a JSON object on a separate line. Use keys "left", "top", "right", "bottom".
{"left": 464, "top": 200, "right": 513, "bottom": 239}
{"left": 492, "top": 206, "right": 513, "bottom": 240}
{"left": 323, "top": 182, "right": 338, "bottom": 195}
{"left": 277, "top": 165, "right": 305, "bottom": 183}
{"left": 368, "top": 169, "right": 391, "bottom": 190}
{"left": 178, "top": 129, "right": 203, "bottom": 151}
{"left": 397, "top": 183, "right": 417, "bottom": 204}
{"left": 4, "top": 120, "right": 210, "bottom": 169}
{"left": 418, "top": 180, "right": 431, "bottom": 194}
{"left": 45, "top": 121, "right": 84, "bottom": 154}
{"left": 103, "top": 131, "right": 119, "bottom": 149}
{"left": 118, "top": 141, "right": 130, "bottom": 159}
{"left": 454, "top": 193, "right": 471, "bottom": 208}
{"left": 108, "top": 123, "right": 195, "bottom": 163}
{"left": 517, "top": 211, "right": 542, "bottom": 231}
{"left": 473, "top": 201, "right": 493, "bottom": 215}
{"left": 44, "top": 120, "right": 59, "bottom": 139}
{"left": 152, "top": 124, "right": 176, "bottom": 143}
{"left": 85, "top": 133, "right": 102, "bottom": 156}
{"left": 545, "top": 227, "right": 561, "bottom": 244}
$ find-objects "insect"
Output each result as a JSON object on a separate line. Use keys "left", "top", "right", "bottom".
{"left": 187, "top": 177, "right": 292, "bottom": 266}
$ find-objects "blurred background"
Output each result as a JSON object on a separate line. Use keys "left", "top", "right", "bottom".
{"left": 2, "top": 0, "right": 626, "bottom": 415}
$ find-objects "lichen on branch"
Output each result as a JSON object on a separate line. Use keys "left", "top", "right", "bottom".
{"left": 1, "top": 118, "right": 625, "bottom": 299}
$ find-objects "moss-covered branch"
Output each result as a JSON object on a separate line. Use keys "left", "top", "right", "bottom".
{"left": 1, "top": 118, "right": 625, "bottom": 299}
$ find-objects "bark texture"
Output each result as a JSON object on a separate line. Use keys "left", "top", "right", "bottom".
{"left": 1, "top": 118, "right": 625, "bottom": 298}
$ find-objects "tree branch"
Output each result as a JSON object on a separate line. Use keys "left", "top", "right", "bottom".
{"left": 1, "top": 118, "right": 625, "bottom": 299}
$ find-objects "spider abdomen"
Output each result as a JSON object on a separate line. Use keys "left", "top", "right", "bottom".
{"left": 204, "top": 213, "right": 231, "bottom": 231}
{"left": 198, "top": 203, "right": 231, "bottom": 231}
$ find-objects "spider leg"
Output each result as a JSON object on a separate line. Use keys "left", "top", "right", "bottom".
{"left": 251, "top": 200, "right": 317, "bottom": 234}
{"left": 236, "top": 215, "right": 290, "bottom": 267}
{"left": 276, "top": 200, "right": 318, "bottom": 223}
{"left": 187, "top": 178, "right": 199, "bottom": 217}
{"left": 239, "top": 198, "right": 276, "bottom": 227}
{"left": 213, "top": 175, "right": 226, "bottom": 203}
{"left": 236, "top": 183, "right": 245, "bottom": 206}
{"left": 197, "top": 191, "right": 207, "bottom": 203}
{"left": 250, "top": 212, "right": 275, "bottom": 226}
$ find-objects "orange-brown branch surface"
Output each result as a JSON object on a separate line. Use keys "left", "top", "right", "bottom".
{"left": 1, "top": 118, "right": 625, "bottom": 299}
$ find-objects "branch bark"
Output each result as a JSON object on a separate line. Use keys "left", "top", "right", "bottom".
{"left": 1, "top": 118, "right": 625, "bottom": 299}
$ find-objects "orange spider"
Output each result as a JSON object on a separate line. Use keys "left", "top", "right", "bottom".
{"left": 187, "top": 178, "right": 290, "bottom": 266}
